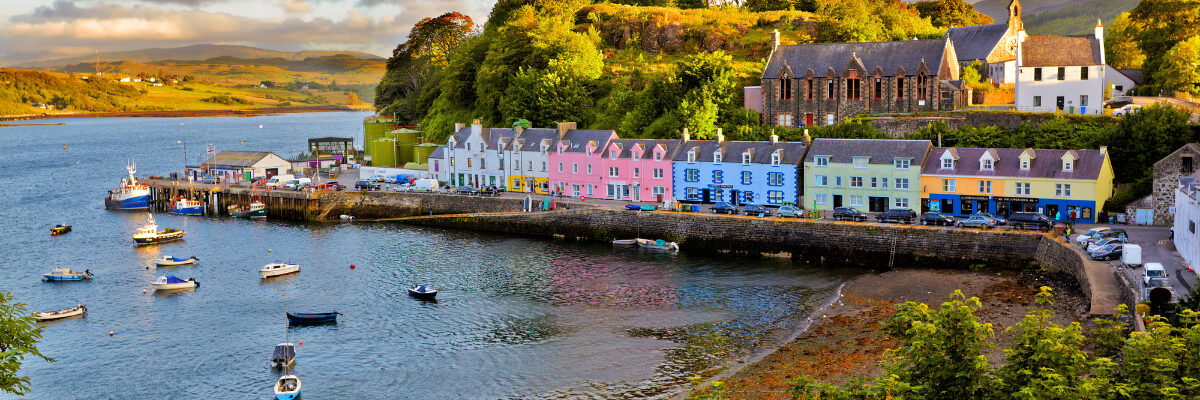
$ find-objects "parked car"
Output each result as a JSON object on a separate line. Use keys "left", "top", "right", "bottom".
{"left": 200, "top": 175, "right": 218, "bottom": 184}
{"left": 711, "top": 202, "right": 740, "bottom": 215}
{"left": 1081, "top": 229, "right": 1128, "bottom": 248}
{"left": 456, "top": 185, "right": 479, "bottom": 195}
{"left": 956, "top": 215, "right": 998, "bottom": 229}
{"left": 266, "top": 174, "right": 295, "bottom": 188}
{"left": 1143, "top": 263, "right": 1168, "bottom": 285}
{"left": 832, "top": 207, "right": 868, "bottom": 222}
{"left": 1143, "top": 277, "right": 1177, "bottom": 303}
{"left": 354, "top": 180, "right": 379, "bottom": 190}
{"left": 1008, "top": 212, "right": 1053, "bottom": 231}
{"left": 284, "top": 178, "right": 312, "bottom": 190}
{"left": 1112, "top": 104, "right": 1142, "bottom": 117}
{"left": 742, "top": 204, "right": 771, "bottom": 216}
{"left": 1087, "top": 237, "right": 1127, "bottom": 253}
{"left": 875, "top": 209, "right": 917, "bottom": 224}
{"left": 315, "top": 181, "right": 344, "bottom": 191}
{"left": 970, "top": 212, "right": 1007, "bottom": 225}
{"left": 919, "top": 212, "right": 955, "bottom": 226}
{"left": 410, "top": 178, "right": 439, "bottom": 192}
{"left": 777, "top": 205, "right": 803, "bottom": 218}
{"left": 368, "top": 174, "right": 387, "bottom": 182}
{"left": 1090, "top": 243, "right": 1123, "bottom": 261}
{"left": 1104, "top": 96, "right": 1133, "bottom": 108}
{"left": 1074, "top": 227, "right": 1112, "bottom": 244}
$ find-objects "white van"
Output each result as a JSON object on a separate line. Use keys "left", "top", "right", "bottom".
{"left": 1121, "top": 244, "right": 1142, "bottom": 268}
{"left": 1142, "top": 263, "right": 1168, "bottom": 285}
{"left": 266, "top": 174, "right": 295, "bottom": 188}
{"left": 411, "top": 178, "right": 439, "bottom": 192}
{"left": 284, "top": 178, "right": 312, "bottom": 190}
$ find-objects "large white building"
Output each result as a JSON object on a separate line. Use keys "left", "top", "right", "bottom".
{"left": 1014, "top": 22, "right": 1106, "bottom": 114}
{"left": 445, "top": 121, "right": 511, "bottom": 188}
{"left": 1174, "top": 177, "right": 1200, "bottom": 271}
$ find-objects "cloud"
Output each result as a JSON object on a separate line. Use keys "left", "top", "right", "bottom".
{"left": 280, "top": 0, "right": 310, "bottom": 13}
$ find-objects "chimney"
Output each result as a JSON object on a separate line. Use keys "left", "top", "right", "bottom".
{"left": 515, "top": 125, "right": 524, "bottom": 137}
{"left": 471, "top": 119, "right": 482, "bottom": 139}
{"left": 771, "top": 30, "right": 780, "bottom": 53}
{"left": 802, "top": 128, "right": 812, "bottom": 146}
{"left": 454, "top": 122, "right": 466, "bottom": 132}
{"left": 1099, "top": 146, "right": 1108, "bottom": 155}
{"left": 715, "top": 128, "right": 724, "bottom": 143}
{"left": 681, "top": 128, "right": 690, "bottom": 143}
{"left": 1094, "top": 20, "right": 1104, "bottom": 64}
{"left": 556, "top": 121, "right": 576, "bottom": 139}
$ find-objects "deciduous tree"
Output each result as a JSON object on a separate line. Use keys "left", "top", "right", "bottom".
{"left": 1106, "top": 12, "right": 1145, "bottom": 69}
{"left": 913, "top": 0, "right": 994, "bottom": 28}
{"left": 1154, "top": 36, "right": 1200, "bottom": 96}
{"left": 0, "top": 293, "right": 52, "bottom": 396}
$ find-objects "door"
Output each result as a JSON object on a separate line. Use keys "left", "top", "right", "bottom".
{"left": 731, "top": 190, "right": 740, "bottom": 205}
{"left": 1136, "top": 209, "right": 1155, "bottom": 225}
{"left": 1056, "top": 96, "right": 1065, "bottom": 111}
{"left": 833, "top": 195, "right": 843, "bottom": 208}
{"left": 702, "top": 188, "right": 711, "bottom": 203}
{"left": 996, "top": 201, "right": 1009, "bottom": 217}
{"left": 869, "top": 196, "right": 888, "bottom": 212}
{"left": 633, "top": 186, "right": 640, "bottom": 202}
{"left": 940, "top": 199, "right": 954, "bottom": 215}
{"left": 805, "top": 114, "right": 814, "bottom": 126}
{"left": 1046, "top": 204, "right": 1060, "bottom": 221}
{"left": 266, "top": 168, "right": 278, "bottom": 179}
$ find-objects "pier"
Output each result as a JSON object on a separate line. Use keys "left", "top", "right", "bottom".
{"left": 142, "top": 178, "right": 321, "bottom": 220}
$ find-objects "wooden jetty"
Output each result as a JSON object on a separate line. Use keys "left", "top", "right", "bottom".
{"left": 141, "top": 178, "right": 321, "bottom": 220}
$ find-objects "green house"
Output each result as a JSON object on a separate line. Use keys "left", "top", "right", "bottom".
{"left": 803, "top": 138, "right": 932, "bottom": 212}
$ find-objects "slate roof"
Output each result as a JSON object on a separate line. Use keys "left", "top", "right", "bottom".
{"left": 558, "top": 130, "right": 617, "bottom": 154}
{"left": 484, "top": 129, "right": 514, "bottom": 151}
{"left": 1020, "top": 35, "right": 1103, "bottom": 67}
{"left": 804, "top": 139, "right": 932, "bottom": 165}
{"left": 429, "top": 145, "right": 445, "bottom": 159}
{"left": 946, "top": 23, "right": 1007, "bottom": 61}
{"left": 201, "top": 151, "right": 282, "bottom": 168}
{"left": 1116, "top": 68, "right": 1145, "bottom": 85}
{"left": 921, "top": 147, "right": 1107, "bottom": 180}
{"left": 606, "top": 139, "right": 684, "bottom": 160}
{"left": 673, "top": 140, "right": 807, "bottom": 165}
{"left": 515, "top": 128, "right": 560, "bottom": 152}
{"left": 448, "top": 128, "right": 471, "bottom": 149}
{"left": 763, "top": 39, "right": 949, "bottom": 79}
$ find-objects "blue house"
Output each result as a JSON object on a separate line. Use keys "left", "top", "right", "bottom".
{"left": 671, "top": 130, "right": 806, "bottom": 206}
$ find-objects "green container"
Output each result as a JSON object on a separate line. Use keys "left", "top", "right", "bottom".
{"left": 369, "top": 139, "right": 398, "bottom": 167}
{"left": 390, "top": 128, "right": 420, "bottom": 166}
{"left": 363, "top": 118, "right": 395, "bottom": 166}
{"left": 413, "top": 143, "right": 437, "bottom": 165}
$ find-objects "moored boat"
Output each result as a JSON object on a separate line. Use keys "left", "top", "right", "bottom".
{"left": 274, "top": 374, "right": 301, "bottom": 400}
{"left": 151, "top": 275, "right": 198, "bottom": 291}
{"left": 286, "top": 312, "right": 339, "bottom": 325}
{"left": 51, "top": 225, "right": 72, "bottom": 236}
{"left": 611, "top": 238, "right": 638, "bottom": 246}
{"left": 636, "top": 238, "right": 679, "bottom": 251}
{"left": 155, "top": 255, "right": 199, "bottom": 267}
{"left": 228, "top": 201, "right": 266, "bottom": 219}
{"left": 34, "top": 304, "right": 86, "bottom": 321}
{"left": 105, "top": 161, "right": 151, "bottom": 210}
{"left": 270, "top": 343, "right": 296, "bottom": 369}
{"left": 407, "top": 284, "right": 438, "bottom": 300}
{"left": 133, "top": 214, "right": 185, "bottom": 246}
{"left": 42, "top": 268, "right": 92, "bottom": 281}
{"left": 168, "top": 198, "right": 205, "bottom": 216}
{"left": 260, "top": 262, "right": 300, "bottom": 279}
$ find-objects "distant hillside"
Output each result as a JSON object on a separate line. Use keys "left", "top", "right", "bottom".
{"left": 973, "top": 0, "right": 1080, "bottom": 21}
{"left": 1022, "top": 0, "right": 1139, "bottom": 36}
{"left": 53, "top": 54, "right": 385, "bottom": 86}
{"left": 0, "top": 44, "right": 382, "bottom": 68}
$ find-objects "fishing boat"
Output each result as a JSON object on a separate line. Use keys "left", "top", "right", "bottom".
{"left": 155, "top": 255, "right": 198, "bottom": 267}
{"left": 34, "top": 304, "right": 86, "bottom": 321}
{"left": 228, "top": 201, "right": 266, "bottom": 219}
{"left": 611, "top": 238, "right": 638, "bottom": 246}
{"left": 624, "top": 204, "right": 641, "bottom": 210}
{"left": 260, "top": 262, "right": 300, "bottom": 279}
{"left": 105, "top": 161, "right": 151, "bottom": 210}
{"left": 168, "top": 198, "right": 205, "bottom": 216}
{"left": 51, "top": 225, "right": 71, "bottom": 236}
{"left": 636, "top": 238, "right": 679, "bottom": 252}
{"left": 275, "top": 294, "right": 302, "bottom": 400}
{"left": 42, "top": 268, "right": 92, "bottom": 281}
{"left": 286, "top": 312, "right": 340, "bottom": 325}
{"left": 407, "top": 285, "right": 438, "bottom": 300}
{"left": 133, "top": 214, "right": 185, "bottom": 246}
{"left": 151, "top": 275, "right": 198, "bottom": 291}
{"left": 270, "top": 343, "right": 296, "bottom": 369}
{"left": 274, "top": 374, "right": 301, "bottom": 400}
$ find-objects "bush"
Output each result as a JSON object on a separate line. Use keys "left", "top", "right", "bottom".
{"left": 202, "top": 95, "right": 251, "bottom": 105}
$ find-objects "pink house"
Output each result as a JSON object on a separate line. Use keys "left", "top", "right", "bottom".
{"left": 598, "top": 139, "right": 681, "bottom": 203}
{"left": 548, "top": 129, "right": 618, "bottom": 199}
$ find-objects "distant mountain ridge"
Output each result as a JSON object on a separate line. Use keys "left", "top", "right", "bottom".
{"left": 0, "top": 44, "right": 383, "bottom": 68}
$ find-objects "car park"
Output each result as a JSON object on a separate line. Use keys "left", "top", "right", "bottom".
{"left": 919, "top": 212, "right": 955, "bottom": 226}
{"left": 711, "top": 202, "right": 740, "bottom": 215}
{"left": 777, "top": 205, "right": 803, "bottom": 218}
{"left": 1086, "top": 237, "right": 1126, "bottom": 253}
{"left": 742, "top": 204, "right": 771, "bottom": 216}
{"left": 1008, "top": 212, "right": 1053, "bottom": 231}
{"left": 832, "top": 207, "right": 868, "bottom": 221}
{"left": 1090, "top": 243, "right": 1123, "bottom": 261}
{"left": 1081, "top": 229, "right": 1128, "bottom": 248}
{"left": 354, "top": 180, "right": 379, "bottom": 190}
{"left": 1143, "top": 263, "right": 1168, "bottom": 285}
{"left": 956, "top": 215, "right": 998, "bottom": 229}
{"left": 875, "top": 209, "right": 917, "bottom": 224}
{"left": 1074, "top": 227, "right": 1112, "bottom": 244}
{"left": 970, "top": 212, "right": 1007, "bottom": 225}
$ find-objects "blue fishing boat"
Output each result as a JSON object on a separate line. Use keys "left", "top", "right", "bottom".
{"left": 286, "top": 312, "right": 339, "bottom": 325}
{"left": 168, "top": 198, "right": 204, "bottom": 216}
{"left": 155, "top": 255, "right": 198, "bottom": 267}
{"left": 42, "top": 268, "right": 92, "bottom": 281}
{"left": 624, "top": 204, "right": 641, "bottom": 210}
{"left": 105, "top": 161, "right": 151, "bottom": 210}
{"left": 407, "top": 285, "right": 438, "bottom": 300}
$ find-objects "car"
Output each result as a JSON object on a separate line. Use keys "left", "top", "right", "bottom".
{"left": 742, "top": 204, "right": 771, "bottom": 216}
{"left": 354, "top": 180, "right": 379, "bottom": 190}
{"left": 956, "top": 215, "right": 998, "bottom": 229}
{"left": 711, "top": 202, "right": 740, "bottom": 215}
{"left": 456, "top": 185, "right": 479, "bottom": 195}
{"left": 970, "top": 212, "right": 1007, "bottom": 225}
{"left": 919, "top": 212, "right": 955, "bottom": 226}
{"left": 876, "top": 208, "right": 917, "bottom": 224}
{"left": 1008, "top": 212, "right": 1053, "bottom": 231}
{"left": 1074, "top": 227, "right": 1112, "bottom": 244}
{"left": 1090, "top": 243, "right": 1123, "bottom": 261}
{"left": 1081, "top": 229, "right": 1128, "bottom": 248}
{"left": 323, "top": 181, "right": 345, "bottom": 191}
{"left": 1087, "top": 237, "right": 1127, "bottom": 253}
{"left": 1143, "top": 277, "right": 1177, "bottom": 303}
{"left": 368, "top": 174, "right": 387, "bottom": 183}
{"left": 1104, "top": 96, "right": 1133, "bottom": 109}
{"left": 777, "top": 205, "right": 803, "bottom": 218}
{"left": 200, "top": 175, "right": 218, "bottom": 184}
{"left": 833, "top": 207, "right": 868, "bottom": 221}
{"left": 1143, "top": 263, "right": 1168, "bottom": 285}
{"left": 1112, "top": 104, "right": 1142, "bottom": 117}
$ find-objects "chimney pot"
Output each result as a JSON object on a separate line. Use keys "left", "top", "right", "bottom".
{"left": 715, "top": 128, "right": 724, "bottom": 143}
{"left": 681, "top": 128, "right": 690, "bottom": 143}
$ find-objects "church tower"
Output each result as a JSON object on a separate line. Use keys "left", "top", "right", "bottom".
{"left": 1008, "top": 0, "right": 1024, "bottom": 32}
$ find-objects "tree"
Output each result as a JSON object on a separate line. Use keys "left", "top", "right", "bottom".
{"left": 1104, "top": 103, "right": 1196, "bottom": 182}
{"left": 375, "top": 12, "right": 477, "bottom": 116}
{"left": 1129, "top": 0, "right": 1200, "bottom": 82}
{"left": 1106, "top": 12, "right": 1146, "bottom": 69}
{"left": 880, "top": 290, "right": 995, "bottom": 399}
{"left": 0, "top": 292, "right": 52, "bottom": 396}
{"left": 994, "top": 287, "right": 1089, "bottom": 399}
{"left": 346, "top": 91, "right": 360, "bottom": 105}
{"left": 914, "top": 0, "right": 994, "bottom": 28}
{"left": 1155, "top": 36, "right": 1200, "bottom": 95}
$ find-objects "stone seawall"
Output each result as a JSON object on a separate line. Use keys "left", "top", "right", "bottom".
{"left": 317, "top": 192, "right": 535, "bottom": 220}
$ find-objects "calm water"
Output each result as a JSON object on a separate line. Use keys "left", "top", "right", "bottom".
{"left": 0, "top": 113, "right": 862, "bottom": 399}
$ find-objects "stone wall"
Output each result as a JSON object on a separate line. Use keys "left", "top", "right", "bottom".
{"left": 317, "top": 192, "right": 576, "bottom": 220}
{"left": 1150, "top": 143, "right": 1200, "bottom": 226}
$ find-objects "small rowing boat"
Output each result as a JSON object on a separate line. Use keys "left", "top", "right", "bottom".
{"left": 611, "top": 238, "right": 638, "bottom": 246}
{"left": 270, "top": 343, "right": 296, "bottom": 369}
{"left": 286, "top": 312, "right": 339, "bottom": 325}
{"left": 42, "top": 268, "right": 92, "bottom": 281}
{"left": 34, "top": 304, "right": 86, "bottom": 321}
{"left": 151, "top": 275, "right": 197, "bottom": 291}
{"left": 407, "top": 284, "right": 438, "bottom": 300}
{"left": 51, "top": 224, "right": 72, "bottom": 236}
{"left": 274, "top": 374, "right": 301, "bottom": 400}
{"left": 155, "top": 255, "right": 198, "bottom": 267}
{"left": 636, "top": 238, "right": 679, "bottom": 251}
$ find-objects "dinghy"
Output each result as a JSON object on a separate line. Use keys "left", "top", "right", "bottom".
{"left": 42, "top": 268, "right": 92, "bottom": 281}
{"left": 51, "top": 225, "right": 71, "bottom": 236}
{"left": 151, "top": 275, "right": 197, "bottom": 291}
{"left": 636, "top": 238, "right": 679, "bottom": 251}
{"left": 274, "top": 374, "right": 301, "bottom": 400}
{"left": 155, "top": 255, "right": 198, "bottom": 267}
{"left": 286, "top": 312, "right": 339, "bottom": 325}
{"left": 270, "top": 343, "right": 296, "bottom": 369}
{"left": 260, "top": 262, "right": 300, "bottom": 279}
{"left": 407, "top": 284, "right": 438, "bottom": 300}
{"left": 611, "top": 238, "right": 638, "bottom": 246}
{"left": 34, "top": 304, "right": 86, "bottom": 321}
{"left": 274, "top": 293, "right": 302, "bottom": 400}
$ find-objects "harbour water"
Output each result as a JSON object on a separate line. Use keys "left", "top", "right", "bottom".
{"left": 0, "top": 112, "right": 864, "bottom": 398}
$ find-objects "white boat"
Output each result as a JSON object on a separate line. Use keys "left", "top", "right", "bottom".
{"left": 636, "top": 238, "right": 679, "bottom": 251}
{"left": 34, "top": 304, "right": 86, "bottom": 321}
{"left": 151, "top": 275, "right": 198, "bottom": 291}
{"left": 339, "top": 214, "right": 355, "bottom": 220}
{"left": 105, "top": 161, "right": 151, "bottom": 210}
{"left": 260, "top": 262, "right": 300, "bottom": 279}
{"left": 133, "top": 214, "right": 185, "bottom": 246}
{"left": 42, "top": 267, "right": 93, "bottom": 281}
{"left": 155, "top": 255, "right": 199, "bottom": 267}
{"left": 274, "top": 374, "right": 301, "bottom": 400}
{"left": 611, "top": 238, "right": 639, "bottom": 246}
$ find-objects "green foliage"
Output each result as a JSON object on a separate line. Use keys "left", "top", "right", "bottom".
{"left": 913, "top": 0, "right": 995, "bottom": 28}
{"left": 995, "top": 287, "right": 1089, "bottom": 399}
{"left": 1106, "top": 12, "right": 1146, "bottom": 69}
{"left": 817, "top": 0, "right": 942, "bottom": 43}
{"left": 961, "top": 60, "right": 990, "bottom": 92}
{"left": 202, "top": 95, "right": 251, "bottom": 105}
{"left": 375, "top": 12, "right": 476, "bottom": 118}
{"left": 0, "top": 69, "right": 142, "bottom": 113}
{"left": 882, "top": 290, "right": 995, "bottom": 398}
{"left": 1154, "top": 36, "right": 1200, "bottom": 96}
{"left": 1023, "top": 0, "right": 1139, "bottom": 36}
{"left": 745, "top": 0, "right": 819, "bottom": 12}
{"left": 1130, "top": 0, "right": 1200, "bottom": 85}
{"left": 0, "top": 292, "right": 52, "bottom": 396}
{"left": 1104, "top": 103, "right": 1196, "bottom": 182}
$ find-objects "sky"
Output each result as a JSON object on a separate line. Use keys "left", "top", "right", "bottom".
{"left": 0, "top": 0, "right": 495, "bottom": 60}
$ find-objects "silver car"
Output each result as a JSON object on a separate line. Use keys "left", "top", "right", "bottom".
{"left": 956, "top": 215, "right": 997, "bottom": 229}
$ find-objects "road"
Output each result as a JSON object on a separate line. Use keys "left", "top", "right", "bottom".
{"left": 1071, "top": 223, "right": 1197, "bottom": 301}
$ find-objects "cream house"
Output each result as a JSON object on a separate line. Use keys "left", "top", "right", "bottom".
{"left": 1014, "top": 22, "right": 1106, "bottom": 114}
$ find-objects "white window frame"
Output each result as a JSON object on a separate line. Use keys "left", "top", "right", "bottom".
{"left": 894, "top": 197, "right": 909, "bottom": 208}
{"left": 741, "top": 171, "right": 752, "bottom": 185}
{"left": 742, "top": 152, "right": 752, "bottom": 165}
{"left": 895, "top": 178, "right": 909, "bottom": 190}
{"left": 1016, "top": 182, "right": 1030, "bottom": 195}
{"left": 815, "top": 156, "right": 829, "bottom": 167}
{"left": 572, "top": 163, "right": 578, "bottom": 174}
{"left": 1056, "top": 183, "right": 1072, "bottom": 197}
{"left": 815, "top": 193, "right": 828, "bottom": 205}
{"left": 815, "top": 175, "right": 829, "bottom": 187}
{"left": 979, "top": 180, "right": 992, "bottom": 194}
{"left": 941, "top": 158, "right": 954, "bottom": 169}
{"left": 848, "top": 195, "right": 864, "bottom": 207}
{"left": 587, "top": 164, "right": 593, "bottom": 175}
{"left": 981, "top": 159, "right": 993, "bottom": 171}
{"left": 558, "top": 162, "right": 563, "bottom": 173}
{"left": 869, "top": 177, "right": 879, "bottom": 189}
{"left": 713, "top": 151, "right": 723, "bottom": 164}
{"left": 653, "top": 168, "right": 664, "bottom": 179}
{"left": 894, "top": 158, "right": 910, "bottom": 170}
{"left": 633, "top": 168, "right": 640, "bottom": 178}
{"left": 1021, "top": 159, "right": 1030, "bottom": 170}
{"left": 1063, "top": 160, "right": 1073, "bottom": 171}
{"left": 771, "top": 152, "right": 781, "bottom": 166}
{"left": 850, "top": 176, "right": 863, "bottom": 188}
{"left": 687, "top": 150, "right": 697, "bottom": 163}
{"left": 853, "top": 157, "right": 868, "bottom": 169}
{"left": 609, "top": 167, "right": 619, "bottom": 177}
{"left": 942, "top": 179, "right": 956, "bottom": 192}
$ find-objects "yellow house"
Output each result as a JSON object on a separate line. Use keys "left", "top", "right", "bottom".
{"left": 921, "top": 146, "right": 1113, "bottom": 222}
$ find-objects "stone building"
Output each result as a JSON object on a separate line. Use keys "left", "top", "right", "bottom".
{"left": 761, "top": 35, "right": 964, "bottom": 128}
{"left": 1148, "top": 143, "right": 1200, "bottom": 226}
{"left": 944, "top": 0, "right": 1024, "bottom": 83}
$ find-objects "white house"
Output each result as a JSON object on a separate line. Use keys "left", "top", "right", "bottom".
{"left": 427, "top": 145, "right": 447, "bottom": 182}
{"left": 1015, "top": 21, "right": 1106, "bottom": 114}
{"left": 444, "top": 120, "right": 510, "bottom": 188}
{"left": 1106, "top": 67, "right": 1143, "bottom": 96}
{"left": 194, "top": 151, "right": 291, "bottom": 181}
{"left": 945, "top": 0, "right": 1025, "bottom": 84}
{"left": 1174, "top": 177, "right": 1200, "bottom": 270}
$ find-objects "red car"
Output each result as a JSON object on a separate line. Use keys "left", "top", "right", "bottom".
{"left": 315, "top": 181, "right": 345, "bottom": 191}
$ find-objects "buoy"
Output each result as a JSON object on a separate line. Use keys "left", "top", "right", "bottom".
{"left": 142, "top": 289, "right": 147, "bottom": 294}
{"left": 268, "top": 249, "right": 272, "bottom": 253}
{"left": 298, "top": 340, "right": 302, "bottom": 345}
{"left": 62, "top": 145, "right": 66, "bottom": 150}
{"left": 109, "top": 331, "right": 114, "bottom": 336}
{"left": 350, "top": 264, "right": 355, "bottom": 269}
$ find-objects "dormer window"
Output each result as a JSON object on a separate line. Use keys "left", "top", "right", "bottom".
{"left": 941, "top": 158, "right": 954, "bottom": 169}
{"left": 688, "top": 149, "right": 697, "bottom": 163}
{"left": 981, "top": 159, "right": 993, "bottom": 171}
{"left": 1063, "top": 160, "right": 1073, "bottom": 171}
{"left": 853, "top": 157, "right": 868, "bottom": 169}
{"left": 654, "top": 151, "right": 662, "bottom": 161}
{"left": 714, "top": 151, "right": 722, "bottom": 164}
{"left": 1021, "top": 159, "right": 1030, "bottom": 170}
{"left": 610, "top": 150, "right": 618, "bottom": 160}
{"left": 894, "top": 158, "right": 910, "bottom": 170}
{"left": 771, "top": 151, "right": 781, "bottom": 166}
{"left": 815, "top": 156, "right": 829, "bottom": 167}
{"left": 742, "top": 152, "right": 752, "bottom": 165}
{"left": 632, "top": 151, "right": 640, "bottom": 161}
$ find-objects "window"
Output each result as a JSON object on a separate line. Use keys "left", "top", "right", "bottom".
{"left": 849, "top": 195, "right": 864, "bottom": 206}
{"left": 685, "top": 169, "right": 699, "bottom": 182}
{"left": 468, "top": 158, "right": 472, "bottom": 167}
{"left": 826, "top": 113, "right": 835, "bottom": 125}
{"left": 1057, "top": 67, "right": 1065, "bottom": 80}
{"left": 894, "top": 158, "right": 910, "bottom": 170}
{"left": 610, "top": 150, "right": 618, "bottom": 160}
{"left": 632, "top": 168, "right": 639, "bottom": 178}
{"left": 780, "top": 77, "right": 792, "bottom": 100}
{"left": 528, "top": 161, "right": 533, "bottom": 171}
{"left": 714, "top": 151, "right": 723, "bottom": 164}
{"left": 847, "top": 78, "right": 861, "bottom": 100}
{"left": 1081, "top": 67, "right": 1089, "bottom": 80}
{"left": 713, "top": 170, "right": 724, "bottom": 183}
{"left": 632, "top": 152, "right": 640, "bottom": 161}
{"left": 880, "top": 177, "right": 889, "bottom": 189}
{"left": 815, "top": 193, "right": 829, "bottom": 205}
{"left": 981, "top": 159, "right": 993, "bottom": 170}
{"left": 941, "top": 158, "right": 954, "bottom": 169}
{"left": 1063, "top": 160, "right": 1073, "bottom": 171}
{"left": 1055, "top": 183, "right": 1072, "bottom": 197}
{"left": 815, "top": 156, "right": 829, "bottom": 167}
{"left": 1033, "top": 96, "right": 1042, "bottom": 107}
{"left": 513, "top": 160, "right": 519, "bottom": 169}
{"left": 541, "top": 162, "right": 546, "bottom": 172}
{"left": 835, "top": 176, "right": 843, "bottom": 187}
{"left": 1184, "top": 157, "right": 1195, "bottom": 173}
{"left": 1034, "top": 68, "right": 1042, "bottom": 81}
{"left": 942, "top": 179, "right": 956, "bottom": 192}
{"left": 1021, "top": 159, "right": 1030, "bottom": 170}
{"left": 897, "top": 77, "right": 905, "bottom": 99}
{"left": 768, "top": 190, "right": 784, "bottom": 204}
{"left": 895, "top": 197, "right": 909, "bottom": 208}
{"left": 450, "top": 157, "right": 455, "bottom": 167}
{"left": 771, "top": 152, "right": 781, "bottom": 165}
{"left": 960, "top": 198, "right": 973, "bottom": 214}
{"left": 869, "top": 177, "right": 879, "bottom": 189}
{"left": 714, "top": 189, "right": 724, "bottom": 202}
{"left": 1080, "top": 95, "right": 1088, "bottom": 107}
{"left": 686, "top": 187, "right": 699, "bottom": 200}
{"left": 653, "top": 168, "right": 664, "bottom": 179}
{"left": 1015, "top": 182, "right": 1031, "bottom": 195}
{"left": 654, "top": 152, "right": 662, "bottom": 161}
{"left": 807, "top": 79, "right": 813, "bottom": 100}
{"left": 874, "top": 78, "right": 882, "bottom": 99}
{"left": 742, "top": 153, "right": 752, "bottom": 165}
{"left": 572, "top": 184, "right": 580, "bottom": 197}
{"left": 828, "top": 79, "right": 836, "bottom": 99}
{"left": 467, "top": 143, "right": 471, "bottom": 151}
{"left": 979, "top": 181, "right": 993, "bottom": 194}
{"left": 777, "top": 113, "right": 793, "bottom": 127}
{"left": 850, "top": 176, "right": 863, "bottom": 188}
{"left": 815, "top": 175, "right": 829, "bottom": 187}
{"left": 687, "top": 150, "right": 697, "bottom": 163}
{"left": 572, "top": 163, "right": 579, "bottom": 174}
{"left": 895, "top": 178, "right": 909, "bottom": 190}
{"left": 917, "top": 74, "right": 928, "bottom": 99}
{"left": 743, "top": 191, "right": 755, "bottom": 203}
{"left": 558, "top": 162, "right": 563, "bottom": 173}
{"left": 741, "top": 171, "right": 752, "bottom": 184}
{"left": 587, "top": 185, "right": 593, "bottom": 196}
{"left": 587, "top": 164, "right": 592, "bottom": 175}
{"left": 853, "top": 157, "right": 868, "bottom": 169}
{"left": 652, "top": 186, "right": 665, "bottom": 197}
{"left": 768, "top": 172, "right": 784, "bottom": 186}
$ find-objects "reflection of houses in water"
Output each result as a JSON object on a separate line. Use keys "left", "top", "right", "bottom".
{"left": 544, "top": 253, "right": 680, "bottom": 309}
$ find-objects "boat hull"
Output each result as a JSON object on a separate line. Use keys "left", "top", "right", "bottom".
{"left": 134, "top": 231, "right": 185, "bottom": 246}
{"left": 286, "top": 312, "right": 338, "bottom": 325}
{"left": 42, "top": 274, "right": 89, "bottom": 281}
{"left": 34, "top": 306, "right": 85, "bottom": 321}
{"left": 169, "top": 206, "right": 204, "bottom": 216}
{"left": 261, "top": 265, "right": 300, "bottom": 279}
{"left": 407, "top": 289, "right": 438, "bottom": 300}
{"left": 105, "top": 194, "right": 150, "bottom": 210}
{"left": 155, "top": 258, "right": 197, "bottom": 267}
{"left": 151, "top": 282, "right": 196, "bottom": 291}
{"left": 51, "top": 226, "right": 71, "bottom": 236}
{"left": 274, "top": 375, "right": 301, "bottom": 400}
{"left": 231, "top": 209, "right": 267, "bottom": 219}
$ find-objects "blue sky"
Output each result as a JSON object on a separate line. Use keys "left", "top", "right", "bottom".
{"left": 0, "top": 0, "right": 494, "bottom": 59}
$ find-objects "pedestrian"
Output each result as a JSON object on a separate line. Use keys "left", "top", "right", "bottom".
{"left": 1055, "top": 210, "right": 1061, "bottom": 222}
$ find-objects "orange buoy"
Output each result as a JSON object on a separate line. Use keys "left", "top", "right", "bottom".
{"left": 298, "top": 340, "right": 302, "bottom": 345}
{"left": 350, "top": 264, "right": 355, "bottom": 269}
{"left": 109, "top": 331, "right": 114, "bottom": 336}
{"left": 62, "top": 145, "right": 67, "bottom": 150}
{"left": 142, "top": 289, "right": 147, "bottom": 294}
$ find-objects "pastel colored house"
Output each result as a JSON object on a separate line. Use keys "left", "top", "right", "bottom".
{"left": 427, "top": 145, "right": 446, "bottom": 182}
{"left": 444, "top": 121, "right": 504, "bottom": 188}
{"left": 549, "top": 129, "right": 619, "bottom": 199}
{"left": 498, "top": 123, "right": 576, "bottom": 194}
{"left": 804, "top": 139, "right": 931, "bottom": 212}
{"left": 672, "top": 130, "right": 806, "bottom": 206}
{"left": 921, "top": 146, "right": 1113, "bottom": 223}
{"left": 598, "top": 139, "right": 681, "bottom": 202}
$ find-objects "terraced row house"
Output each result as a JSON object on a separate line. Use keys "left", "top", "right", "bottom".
{"left": 671, "top": 129, "right": 806, "bottom": 206}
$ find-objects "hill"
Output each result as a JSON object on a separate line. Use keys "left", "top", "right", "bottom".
{"left": 53, "top": 54, "right": 385, "bottom": 86}
{"left": 1022, "top": 0, "right": 1139, "bottom": 36}
{"left": 0, "top": 44, "right": 382, "bottom": 68}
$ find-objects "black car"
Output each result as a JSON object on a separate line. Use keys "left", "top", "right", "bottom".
{"left": 832, "top": 207, "right": 868, "bottom": 221}
{"left": 742, "top": 204, "right": 771, "bottom": 216}
{"left": 354, "top": 180, "right": 379, "bottom": 190}
{"left": 456, "top": 185, "right": 479, "bottom": 195}
{"left": 1008, "top": 212, "right": 1053, "bottom": 231}
{"left": 711, "top": 202, "right": 740, "bottom": 215}
{"left": 919, "top": 212, "right": 955, "bottom": 226}
{"left": 876, "top": 208, "right": 917, "bottom": 224}
{"left": 1090, "top": 243, "right": 1123, "bottom": 261}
